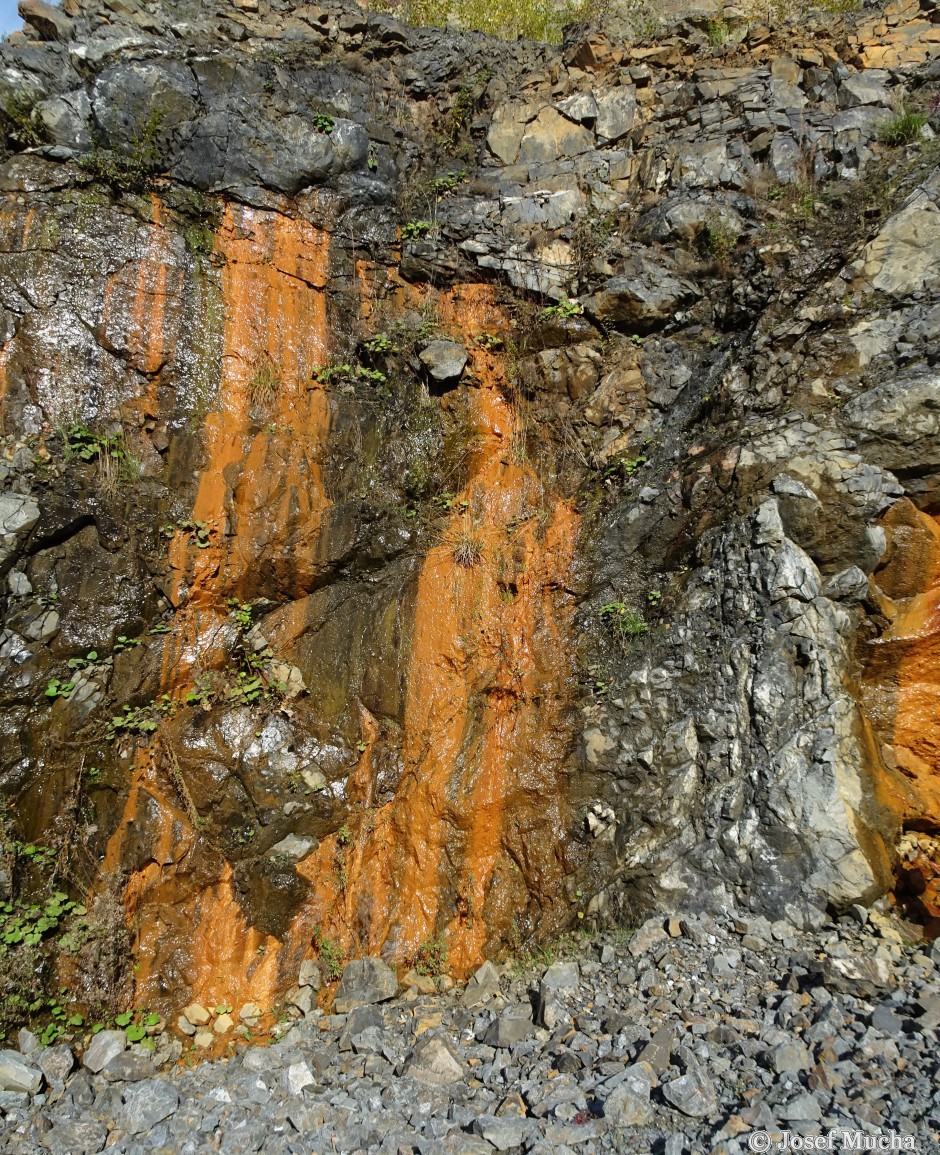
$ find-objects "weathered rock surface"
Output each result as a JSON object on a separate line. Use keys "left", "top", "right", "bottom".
{"left": 0, "top": 0, "right": 937, "bottom": 1091}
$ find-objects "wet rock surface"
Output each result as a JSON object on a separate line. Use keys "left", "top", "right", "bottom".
{"left": 2, "top": 913, "right": 939, "bottom": 1151}
{"left": 0, "top": 0, "right": 939, "bottom": 1071}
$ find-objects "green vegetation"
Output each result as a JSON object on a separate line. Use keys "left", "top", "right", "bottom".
{"left": 44, "top": 678, "right": 76, "bottom": 701}
{"left": 879, "top": 107, "right": 927, "bottom": 147}
{"left": 1, "top": 91, "right": 45, "bottom": 149}
{"left": 313, "top": 928, "right": 344, "bottom": 981}
{"left": 599, "top": 601, "right": 648, "bottom": 648}
{"left": 312, "top": 112, "right": 335, "bottom": 134}
{"left": 431, "top": 170, "right": 465, "bottom": 196}
{"left": 538, "top": 298, "right": 583, "bottom": 322}
{"left": 401, "top": 220, "right": 433, "bottom": 241}
{"left": 414, "top": 932, "right": 448, "bottom": 977}
{"left": 161, "top": 518, "right": 212, "bottom": 549}
{"left": 79, "top": 112, "right": 165, "bottom": 193}
{"left": 376, "top": 0, "right": 608, "bottom": 44}
{"left": 706, "top": 17, "right": 729, "bottom": 45}
{"left": 63, "top": 422, "right": 126, "bottom": 465}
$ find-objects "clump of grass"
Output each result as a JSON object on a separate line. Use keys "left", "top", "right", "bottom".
{"left": 1, "top": 91, "right": 45, "bottom": 149}
{"left": 78, "top": 110, "right": 165, "bottom": 194}
{"left": 377, "top": 0, "right": 607, "bottom": 44}
{"left": 599, "top": 601, "right": 648, "bottom": 649}
{"left": 878, "top": 108, "right": 927, "bottom": 147}
{"left": 248, "top": 361, "right": 281, "bottom": 408}
{"left": 703, "top": 220, "right": 737, "bottom": 265}
{"left": 452, "top": 531, "right": 484, "bottom": 569}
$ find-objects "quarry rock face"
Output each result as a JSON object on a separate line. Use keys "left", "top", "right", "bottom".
{"left": 0, "top": 0, "right": 937, "bottom": 1035}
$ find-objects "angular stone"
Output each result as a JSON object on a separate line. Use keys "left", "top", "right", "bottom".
{"left": 182, "top": 1003, "right": 210, "bottom": 1027}
{"left": 286, "top": 1060, "right": 315, "bottom": 1095}
{"left": 38, "top": 1119, "right": 107, "bottom": 1155}
{"left": 213, "top": 1012, "right": 235, "bottom": 1034}
{"left": 629, "top": 917, "right": 669, "bottom": 957}
{"left": 594, "top": 86, "right": 636, "bottom": 142}
{"left": 662, "top": 1069, "right": 718, "bottom": 1118}
{"left": 586, "top": 266, "right": 699, "bottom": 334}
{"left": 82, "top": 1030, "right": 126, "bottom": 1074}
{"left": 604, "top": 1063, "right": 652, "bottom": 1126}
{"left": 18, "top": 0, "right": 73, "bottom": 40}
{"left": 517, "top": 106, "right": 594, "bottom": 163}
{"left": 484, "top": 1005, "right": 534, "bottom": 1048}
{"left": 176, "top": 1015, "right": 196, "bottom": 1037}
{"left": 770, "top": 1041, "right": 811, "bottom": 1074}
{"left": 334, "top": 957, "right": 398, "bottom": 1014}
{"left": 117, "top": 1078, "right": 180, "bottom": 1135}
{"left": 419, "top": 340, "right": 467, "bottom": 383}
{"left": 638, "top": 1024, "right": 674, "bottom": 1073}
{"left": 472, "top": 1115, "right": 537, "bottom": 1151}
{"left": 816, "top": 955, "right": 893, "bottom": 996}
{"left": 0, "top": 1049, "right": 42, "bottom": 1094}
{"left": 540, "top": 961, "right": 579, "bottom": 994}
{"left": 268, "top": 832, "right": 315, "bottom": 861}
{"left": 102, "top": 1052, "right": 156, "bottom": 1082}
{"left": 299, "top": 960, "right": 322, "bottom": 989}
{"left": 780, "top": 1092, "right": 823, "bottom": 1122}
{"left": 38, "top": 1044, "right": 74, "bottom": 1090}
{"left": 404, "top": 1033, "right": 464, "bottom": 1086}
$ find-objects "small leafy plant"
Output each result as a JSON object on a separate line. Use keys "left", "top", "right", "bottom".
{"left": 44, "top": 679, "right": 76, "bottom": 701}
{"left": 599, "top": 601, "right": 648, "bottom": 648}
{"left": 538, "top": 298, "right": 583, "bottom": 322}
{"left": 401, "top": 220, "right": 433, "bottom": 241}
{"left": 312, "top": 112, "right": 335, "bottom": 134}
{"left": 431, "top": 170, "right": 465, "bottom": 195}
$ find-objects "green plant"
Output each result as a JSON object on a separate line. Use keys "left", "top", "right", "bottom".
{"left": 878, "top": 107, "right": 927, "bottom": 147}
{"left": 414, "top": 932, "right": 448, "bottom": 977}
{"left": 313, "top": 928, "right": 344, "bottom": 981}
{"left": 431, "top": 170, "right": 465, "bottom": 196}
{"left": 114, "top": 635, "right": 142, "bottom": 653}
{"left": 377, "top": 0, "right": 597, "bottom": 44}
{"left": 227, "top": 598, "right": 253, "bottom": 630}
{"left": 599, "top": 601, "right": 648, "bottom": 648}
{"left": 312, "top": 112, "right": 335, "bottom": 134}
{"left": 63, "top": 423, "right": 125, "bottom": 464}
{"left": 706, "top": 17, "right": 729, "bottom": 45}
{"left": 538, "top": 298, "right": 583, "bottom": 322}
{"left": 363, "top": 332, "right": 397, "bottom": 355}
{"left": 337, "top": 824, "right": 352, "bottom": 847}
{"left": 106, "top": 696, "right": 172, "bottom": 740}
{"left": 704, "top": 220, "right": 737, "bottom": 264}
{"left": 401, "top": 220, "right": 433, "bottom": 241}
{"left": 1, "top": 91, "right": 45, "bottom": 149}
{"left": 647, "top": 589, "right": 662, "bottom": 607}
{"left": 604, "top": 453, "right": 648, "bottom": 480}
{"left": 78, "top": 109, "right": 166, "bottom": 193}
{"left": 67, "top": 651, "right": 100, "bottom": 672}
{"left": 44, "top": 679, "right": 76, "bottom": 701}
{"left": 162, "top": 519, "right": 212, "bottom": 549}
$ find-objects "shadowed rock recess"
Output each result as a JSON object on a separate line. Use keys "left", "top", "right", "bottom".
{"left": 0, "top": 0, "right": 939, "bottom": 1138}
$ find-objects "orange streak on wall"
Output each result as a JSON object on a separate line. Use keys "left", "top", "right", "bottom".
{"left": 106, "top": 204, "right": 333, "bottom": 1013}
{"left": 865, "top": 502, "right": 940, "bottom": 926}
{"left": 295, "top": 285, "right": 580, "bottom": 978}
